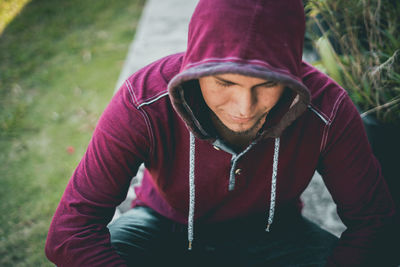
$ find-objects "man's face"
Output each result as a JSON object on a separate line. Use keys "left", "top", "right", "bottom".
{"left": 199, "top": 73, "right": 285, "bottom": 134}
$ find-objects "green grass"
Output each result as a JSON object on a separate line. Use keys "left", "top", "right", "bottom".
{"left": 0, "top": 0, "right": 145, "bottom": 265}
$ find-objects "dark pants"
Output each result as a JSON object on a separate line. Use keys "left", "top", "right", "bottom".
{"left": 108, "top": 206, "right": 338, "bottom": 266}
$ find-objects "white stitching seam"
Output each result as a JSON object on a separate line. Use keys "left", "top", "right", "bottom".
{"left": 125, "top": 81, "right": 139, "bottom": 106}
{"left": 320, "top": 92, "right": 346, "bottom": 153}
{"left": 140, "top": 110, "right": 154, "bottom": 156}
{"left": 329, "top": 91, "right": 346, "bottom": 119}
{"left": 320, "top": 123, "right": 330, "bottom": 153}
{"left": 125, "top": 80, "right": 169, "bottom": 108}
{"left": 125, "top": 81, "right": 136, "bottom": 106}
{"left": 125, "top": 80, "right": 155, "bottom": 156}
{"left": 308, "top": 105, "right": 329, "bottom": 125}
{"left": 138, "top": 92, "right": 169, "bottom": 108}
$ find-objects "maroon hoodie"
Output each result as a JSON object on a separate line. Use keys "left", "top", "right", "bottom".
{"left": 46, "top": 0, "right": 396, "bottom": 266}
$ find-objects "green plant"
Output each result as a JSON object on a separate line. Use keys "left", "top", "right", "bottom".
{"left": 306, "top": 0, "right": 400, "bottom": 125}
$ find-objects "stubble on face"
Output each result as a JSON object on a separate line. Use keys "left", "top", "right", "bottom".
{"left": 209, "top": 109, "right": 267, "bottom": 138}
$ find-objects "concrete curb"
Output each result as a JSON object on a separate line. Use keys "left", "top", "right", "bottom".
{"left": 114, "top": 0, "right": 198, "bottom": 93}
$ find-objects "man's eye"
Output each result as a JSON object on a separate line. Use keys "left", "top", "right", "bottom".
{"left": 215, "top": 80, "right": 232, "bottom": 87}
{"left": 263, "top": 81, "right": 278, "bottom": 87}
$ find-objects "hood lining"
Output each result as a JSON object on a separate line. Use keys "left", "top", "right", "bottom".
{"left": 168, "top": 62, "right": 310, "bottom": 140}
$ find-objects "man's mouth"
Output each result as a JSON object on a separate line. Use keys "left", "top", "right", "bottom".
{"left": 229, "top": 115, "right": 254, "bottom": 123}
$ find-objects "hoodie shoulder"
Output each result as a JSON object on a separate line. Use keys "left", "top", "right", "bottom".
{"left": 125, "top": 53, "right": 184, "bottom": 108}
{"left": 301, "top": 61, "right": 348, "bottom": 125}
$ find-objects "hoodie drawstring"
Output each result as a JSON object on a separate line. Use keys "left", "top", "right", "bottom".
{"left": 188, "top": 132, "right": 195, "bottom": 250}
{"left": 187, "top": 134, "right": 280, "bottom": 249}
{"left": 266, "top": 137, "right": 280, "bottom": 232}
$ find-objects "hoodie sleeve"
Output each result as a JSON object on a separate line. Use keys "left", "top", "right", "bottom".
{"left": 317, "top": 93, "right": 397, "bottom": 266}
{"left": 45, "top": 83, "right": 151, "bottom": 267}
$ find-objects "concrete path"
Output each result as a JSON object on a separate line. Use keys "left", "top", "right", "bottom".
{"left": 114, "top": 0, "right": 198, "bottom": 91}
{"left": 113, "top": 0, "right": 346, "bottom": 237}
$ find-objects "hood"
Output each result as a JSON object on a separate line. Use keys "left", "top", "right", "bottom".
{"left": 168, "top": 0, "right": 310, "bottom": 140}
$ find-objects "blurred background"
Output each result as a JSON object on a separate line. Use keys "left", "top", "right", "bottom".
{"left": 0, "top": 0, "right": 145, "bottom": 265}
{"left": 0, "top": 0, "right": 398, "bottom": 266}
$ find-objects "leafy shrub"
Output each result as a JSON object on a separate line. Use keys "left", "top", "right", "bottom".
{"left": 306, "top": 0, "right": 400, "bottom": 125}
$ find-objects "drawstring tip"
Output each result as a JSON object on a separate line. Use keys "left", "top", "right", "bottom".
{"left": 265, "top": 224, "right": 271, "bottom": 232}
{"left": 188, "top": 241, "right": 192, "bottom": 250}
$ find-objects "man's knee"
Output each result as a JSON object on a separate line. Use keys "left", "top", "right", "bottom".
{"left": 108, "top": 206, "right": 170, "bottom": 263}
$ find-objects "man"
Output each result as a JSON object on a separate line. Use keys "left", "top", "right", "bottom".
{"left": 45, "top": 0, "right": 397, "bottom": 266}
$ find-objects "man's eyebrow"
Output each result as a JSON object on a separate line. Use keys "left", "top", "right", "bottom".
{"left": 214, "top": 75, "right": 273, "bottom": 87}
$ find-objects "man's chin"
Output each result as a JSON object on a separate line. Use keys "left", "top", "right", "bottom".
{"left": 223, "top": 122, "right": 260, "bottom": 136}
{"left": 227, "top": 125, "right": 253, "bottom": 134}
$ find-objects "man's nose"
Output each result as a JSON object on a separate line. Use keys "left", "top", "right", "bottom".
{"left": 235, "top": 88, "right": 255, "bottom": 116}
